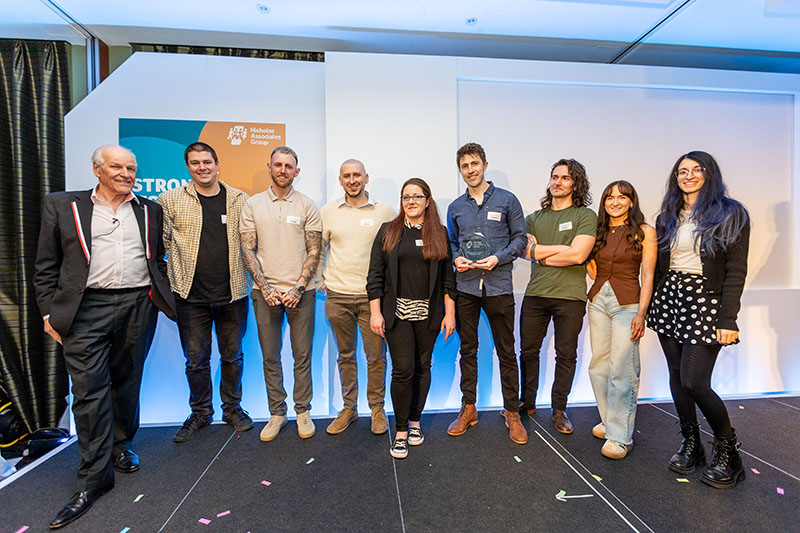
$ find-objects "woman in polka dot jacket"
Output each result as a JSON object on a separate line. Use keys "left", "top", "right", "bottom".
{"left": 648, "top": 150, "right": 750, "bottom": 489}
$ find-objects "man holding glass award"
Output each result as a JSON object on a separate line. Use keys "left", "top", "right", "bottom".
{"left": 446, "top": 142, "right": 528, "bottom": 444}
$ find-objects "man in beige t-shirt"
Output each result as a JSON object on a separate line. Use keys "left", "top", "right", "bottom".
{"left": 318, "top": 159, "right": 395, "bottom": 436}
{"left": 240, "top": 146, "right": 322, "bottom": 442}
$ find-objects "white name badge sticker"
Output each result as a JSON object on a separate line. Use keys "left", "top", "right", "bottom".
{"left": 360, "top": 218, "right": 374, "bottom": 227}
{"left": 286, "top": 215, "right": 302, "bottom": 225}
{"left": 221, "top": 214, "right": 227, "bottom": 224}
{"left": 559, "top": 221, "right": 573, "bottom": 231}
{"left": 416, "top": 239, "right": 424, "bottom": 247}
{"left": 487, "top": 211, "right": 502, "bottom": 221}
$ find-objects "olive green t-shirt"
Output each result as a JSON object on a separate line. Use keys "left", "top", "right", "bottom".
{"left": 525, "top": 206, "right": 597, "bottom": 301}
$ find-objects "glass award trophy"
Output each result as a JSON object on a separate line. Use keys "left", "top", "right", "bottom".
{"left": 460, "top": 232, "right": 492, "bottom": 262}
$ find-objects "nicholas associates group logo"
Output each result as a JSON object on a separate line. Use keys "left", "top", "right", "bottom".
{"left": 227, "top": 125, "right": 247, "bottom": 145}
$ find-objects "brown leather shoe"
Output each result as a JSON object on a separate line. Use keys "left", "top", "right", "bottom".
{"left": 502, "top": 410, "right": 528, "bottom": 445}
{"left": 552, "top": 409, "right": 574, "bottom": 434}
{"left": 447, "top": 404, "right": 478, "bottom": 436}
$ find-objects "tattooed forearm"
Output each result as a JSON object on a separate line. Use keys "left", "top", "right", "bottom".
{"left": 296, "top": 230, "right": 322, "bottom": 287}
{"left": 241, "top": 231, "right": 276, "bottom": 294}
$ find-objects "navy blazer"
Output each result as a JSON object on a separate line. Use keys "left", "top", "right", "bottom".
{"left": 653, "top": 213, "right": 749, "bottom": 331}
{"left": 366, "top": 223, "right": 456, "bottom": 331}
{"left": 33, "top": 189, "right": 177, "bottom": 337}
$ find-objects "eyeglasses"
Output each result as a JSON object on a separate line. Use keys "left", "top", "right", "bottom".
{"left": 675, "top": 167, "right": 705, "bottom": 180}
{"left": 401, "top": 194, "right": 428, "bottom": 203}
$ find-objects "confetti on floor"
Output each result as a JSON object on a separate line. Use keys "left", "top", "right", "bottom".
{"left": 751, "top": 468, "right": 761, "bottom": 475}
{"left": 261, "top": 480, "right": 271, "bottom": 486}
{"left": 777, "top": 487, "right": 785, "bottom": 495}
{"left": 592, "top": 475, "right": 602, "bottom": 482}
{"left": 120, "top": 528, "right": 130, "bottom": 533}
{"left": 738, "top": 405, "right": 744, "bottom": 410}
{"left": 199, "top": 518, "right": 211, "bottom": 525}
{"left": 217, "top": 510, "right": 231, "bottom": 517}
{"left": 514, "top": 456, "right": 522, "bottom": 463}
{"left": 676, "top": 478, "right": 690, "bottom": 483}
{"left": 134, "top": 494, "right": 144, "bottom": 502}
{"left": 14, "top": 527, "right": 29, "bottom": 533}
{"left": 306, "top": 458, "right": 315, "bottom": 464}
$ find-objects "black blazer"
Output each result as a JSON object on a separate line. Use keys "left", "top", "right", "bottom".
{"left": 33, "top": 189, "right": 177, "bottom": 337}
{"left": 366, "top": 222, "right": 456, "bottom": 331}
{"left": 653, "top": 213, "right": 749, "bottom": 331}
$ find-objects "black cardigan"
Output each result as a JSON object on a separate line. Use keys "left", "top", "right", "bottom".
{"left": 653, "top": 213, "right": 749, "bottom": 331}
{"left": 366, "top": 222, "right": 456, "bottom": 331}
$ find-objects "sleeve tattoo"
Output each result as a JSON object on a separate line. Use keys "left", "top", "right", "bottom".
{"left": 240, "top": 230, "right": 278, "bottom": 297}
{"left": 296, "top": 230, "right": 322, "bottom": 288}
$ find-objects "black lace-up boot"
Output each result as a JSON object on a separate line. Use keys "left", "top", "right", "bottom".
{"left": 701, "top": 431, "right": 745, "bottom": 489}
{"left": 668, "top": 422, "right": 706, "bottom": 474}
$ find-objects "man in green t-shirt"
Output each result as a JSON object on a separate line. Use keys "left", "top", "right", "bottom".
{"left": 519, "top": 158, "right": 597, "bottom": 434}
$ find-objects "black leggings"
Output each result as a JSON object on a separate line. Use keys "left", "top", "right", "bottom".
{"left": 658, "top": 333, "right": 733, "bottom": 438}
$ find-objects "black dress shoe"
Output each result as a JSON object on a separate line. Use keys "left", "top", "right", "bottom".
{"left": 113, "top": 449, "right": 140, "bottom": 473}
{"left": 49, "top": 485, "right": 112, "bottom": 529}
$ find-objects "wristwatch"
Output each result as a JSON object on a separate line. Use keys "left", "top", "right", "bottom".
{"left": 295, "top": 284, "right": 306, "bottom": 294}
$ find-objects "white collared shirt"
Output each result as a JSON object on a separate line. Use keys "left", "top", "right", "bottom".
{"left": 85, "top": 187, "right": 150, "bottom": 289}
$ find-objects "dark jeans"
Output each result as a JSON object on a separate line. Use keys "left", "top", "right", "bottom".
{"left": 175, "top": 296, "right": 249, "bottom": 418}
{"left": 456, "top": 291, "right": 519, "bottom": 411}
{"left": 384, "top": 319, "right": 438, "bottom": 433}
{"left": 251, "top": 289, "right": 315, "bottom": 416}
{"left": 62, "top": 288, "right": 157, "bottom": 491}
{"left": 519, "top": 295, "right": 586, "bottom": 411}
{"left": 658, "top": 333, "right": 733, "bottom": 438}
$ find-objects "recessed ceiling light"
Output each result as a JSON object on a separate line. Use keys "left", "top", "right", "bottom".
{"left": 465, "top": 17, "right": 478, "bottom": 25}
{"left": 256, "top": 4, "right": 271, "bottom": 14}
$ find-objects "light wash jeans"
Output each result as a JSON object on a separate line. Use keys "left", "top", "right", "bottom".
{"left": 588, "top": 282, "right": 641, "bottom": 445}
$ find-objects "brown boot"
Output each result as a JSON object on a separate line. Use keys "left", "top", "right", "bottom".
{"left": 447, "top": 404, "right": 478, "bottom": 436}
{"left": 503, "top": 410, "right": 528, "bottom": 445}
{"left": 552, "top": 409, "right": 574, "bottom": 434}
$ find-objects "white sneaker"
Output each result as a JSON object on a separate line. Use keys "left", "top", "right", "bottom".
{"left": 592, "top": 422, "right": 606, "bottom": 440}
{"left": 260, "top": 415, "right": 287, "bottom": 442}
{"left": 407, "top": 427, "right": 424, "bottom": 446}
{"left": 601, "top": 439, "right": 630, "bottom": 460}
{"left": 296, "top": 411, "right": 316, "bottom": 439}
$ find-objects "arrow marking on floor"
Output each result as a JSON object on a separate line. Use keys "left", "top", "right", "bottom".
{"left": 556, "top": 490, "right": 595, "bottom": 502}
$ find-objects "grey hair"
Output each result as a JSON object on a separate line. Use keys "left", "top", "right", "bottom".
{"left": 340, "top": 158, "right": 366, "bottom": 174}
{"left": 270, "top": 146, "right": 298, "bottom": 166}
{"left": 91, "top": 144, "right": 137, "bottom": 166}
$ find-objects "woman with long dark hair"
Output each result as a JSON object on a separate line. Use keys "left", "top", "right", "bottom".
{"left": 648, "top": 151, "right": 749, "bottom": 488}
{"left": 367, "top": 178, "right": 456, "bottom": 459}
{"left": 587, "top": 181, "right": 656, "bottom": 460}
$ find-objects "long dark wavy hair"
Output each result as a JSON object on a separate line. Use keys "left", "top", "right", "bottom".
{"left": 590, "top": 180, "right": 645, "bottom": 260}
{"left": 382, "top": 178, "right": 449, "bottom": 261}
{"left": 541, "top": 158, "right": 592, "bottom": 209}
{"left": 656, "top": 151, "right": 749, "bottom": 256}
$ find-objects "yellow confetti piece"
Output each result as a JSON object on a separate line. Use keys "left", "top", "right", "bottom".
{"left": 592, "top": 474, "right": 602, "bottom": 482}
{"left": 676, "top": 478, "right": 690, "bottom": 483}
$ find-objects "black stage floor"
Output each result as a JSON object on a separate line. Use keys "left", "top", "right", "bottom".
{"left": 1, "top": 396, "right": 798, "bottom": 532}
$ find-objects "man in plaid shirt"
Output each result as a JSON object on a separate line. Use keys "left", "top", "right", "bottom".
{"left": 157, "top": 142, "right": 253, "bottom": 443}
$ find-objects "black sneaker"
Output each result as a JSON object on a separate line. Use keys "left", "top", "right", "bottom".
{"left": 408, "top": 427, "right": 424, "bottom": 446}
{"left": 223, "top": 406, "right": 254, "bottom": 432}
{"left": 173, "top": 414, "right": 212, "bottom": 443}
{"left": 390, "top": 438, "right": 409, "bottom": 459}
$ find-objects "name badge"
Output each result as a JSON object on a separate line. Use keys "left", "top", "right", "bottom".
{"left": 415, "top": 239, "right": 424, "bottom": 247}
{"left": 286, "top": 215, "right": 301, "bottom": 225}
{"left": 487, "top": 211, "right": 502, "bottom": 222}
{"left": 559, "top": 221, "right": 573, "bottom": 231}
{"left": 221, "top": 214, "right": 227, "bottom": 224}
{"left": 360, "top": 218, "right": 374, "bottom": 227}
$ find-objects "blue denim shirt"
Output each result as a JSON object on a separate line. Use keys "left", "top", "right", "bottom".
{"left": 446, "top": 182, "right": 527, "bottom": 296}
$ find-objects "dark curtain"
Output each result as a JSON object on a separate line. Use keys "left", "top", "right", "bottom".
{"left": 0, "top": 39, "right": 71, "bottom": 433}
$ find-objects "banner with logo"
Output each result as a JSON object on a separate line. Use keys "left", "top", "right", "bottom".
{"left": 119, "top": 118, "right": 286, "bottom": 200}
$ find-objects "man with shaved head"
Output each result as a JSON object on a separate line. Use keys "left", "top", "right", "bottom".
{"left": 318, "top": 159, "right": 395, "bottom": 435}
{"left": 34, "top": 144, "right": 176, "bottom": 529}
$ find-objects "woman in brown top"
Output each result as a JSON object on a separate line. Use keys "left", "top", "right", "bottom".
{"left": 586, "top": 181, "right": 656, "bottom": 459}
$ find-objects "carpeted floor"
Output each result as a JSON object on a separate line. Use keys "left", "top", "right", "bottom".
{"left": 1, "top": 396, "right": 798, "bottom": 532}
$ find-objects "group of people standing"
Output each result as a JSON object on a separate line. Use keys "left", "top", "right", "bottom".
{"left": 33, "top": 140, "right": 749, "bottom": 529}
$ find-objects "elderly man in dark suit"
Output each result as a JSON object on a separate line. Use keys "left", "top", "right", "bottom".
{"left": 33, "top": 144, "right": 176, "bottom": 529}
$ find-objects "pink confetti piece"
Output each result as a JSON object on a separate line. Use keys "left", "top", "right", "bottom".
{"left": 237, "top": 435, "right": 241, "bottom": 439}
{"left": 15, "top": 527, "right": 30, "bottom": 533}
{"left": 777, "top": 487, "right": 784, "bottom": 495}
{"left": 751, "top": 468, "right": 760, "bottom": 475}
{"left": 198, "top": 518, "right": 211, "bottom": 525}
{"left": 261, "top": 480, "right": 271, "bottom": 486}
{"left": 217, "top": 510, "right": 231, "bottom": 518}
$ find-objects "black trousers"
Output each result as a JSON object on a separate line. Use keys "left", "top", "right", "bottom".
{"left": 61, "top": 288, "right": 158, "bottom": 491}
{"left": 455, "top": 291, "right": 520, "bottom": 411}
{"left": 384, "top": 319, "right": 438, "bottom": 433}
{"left": 519, "top": 295, "right": 586, "bottom": 411}
{"left": 175, "top": 296, "right": 248, "bottom": 418}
